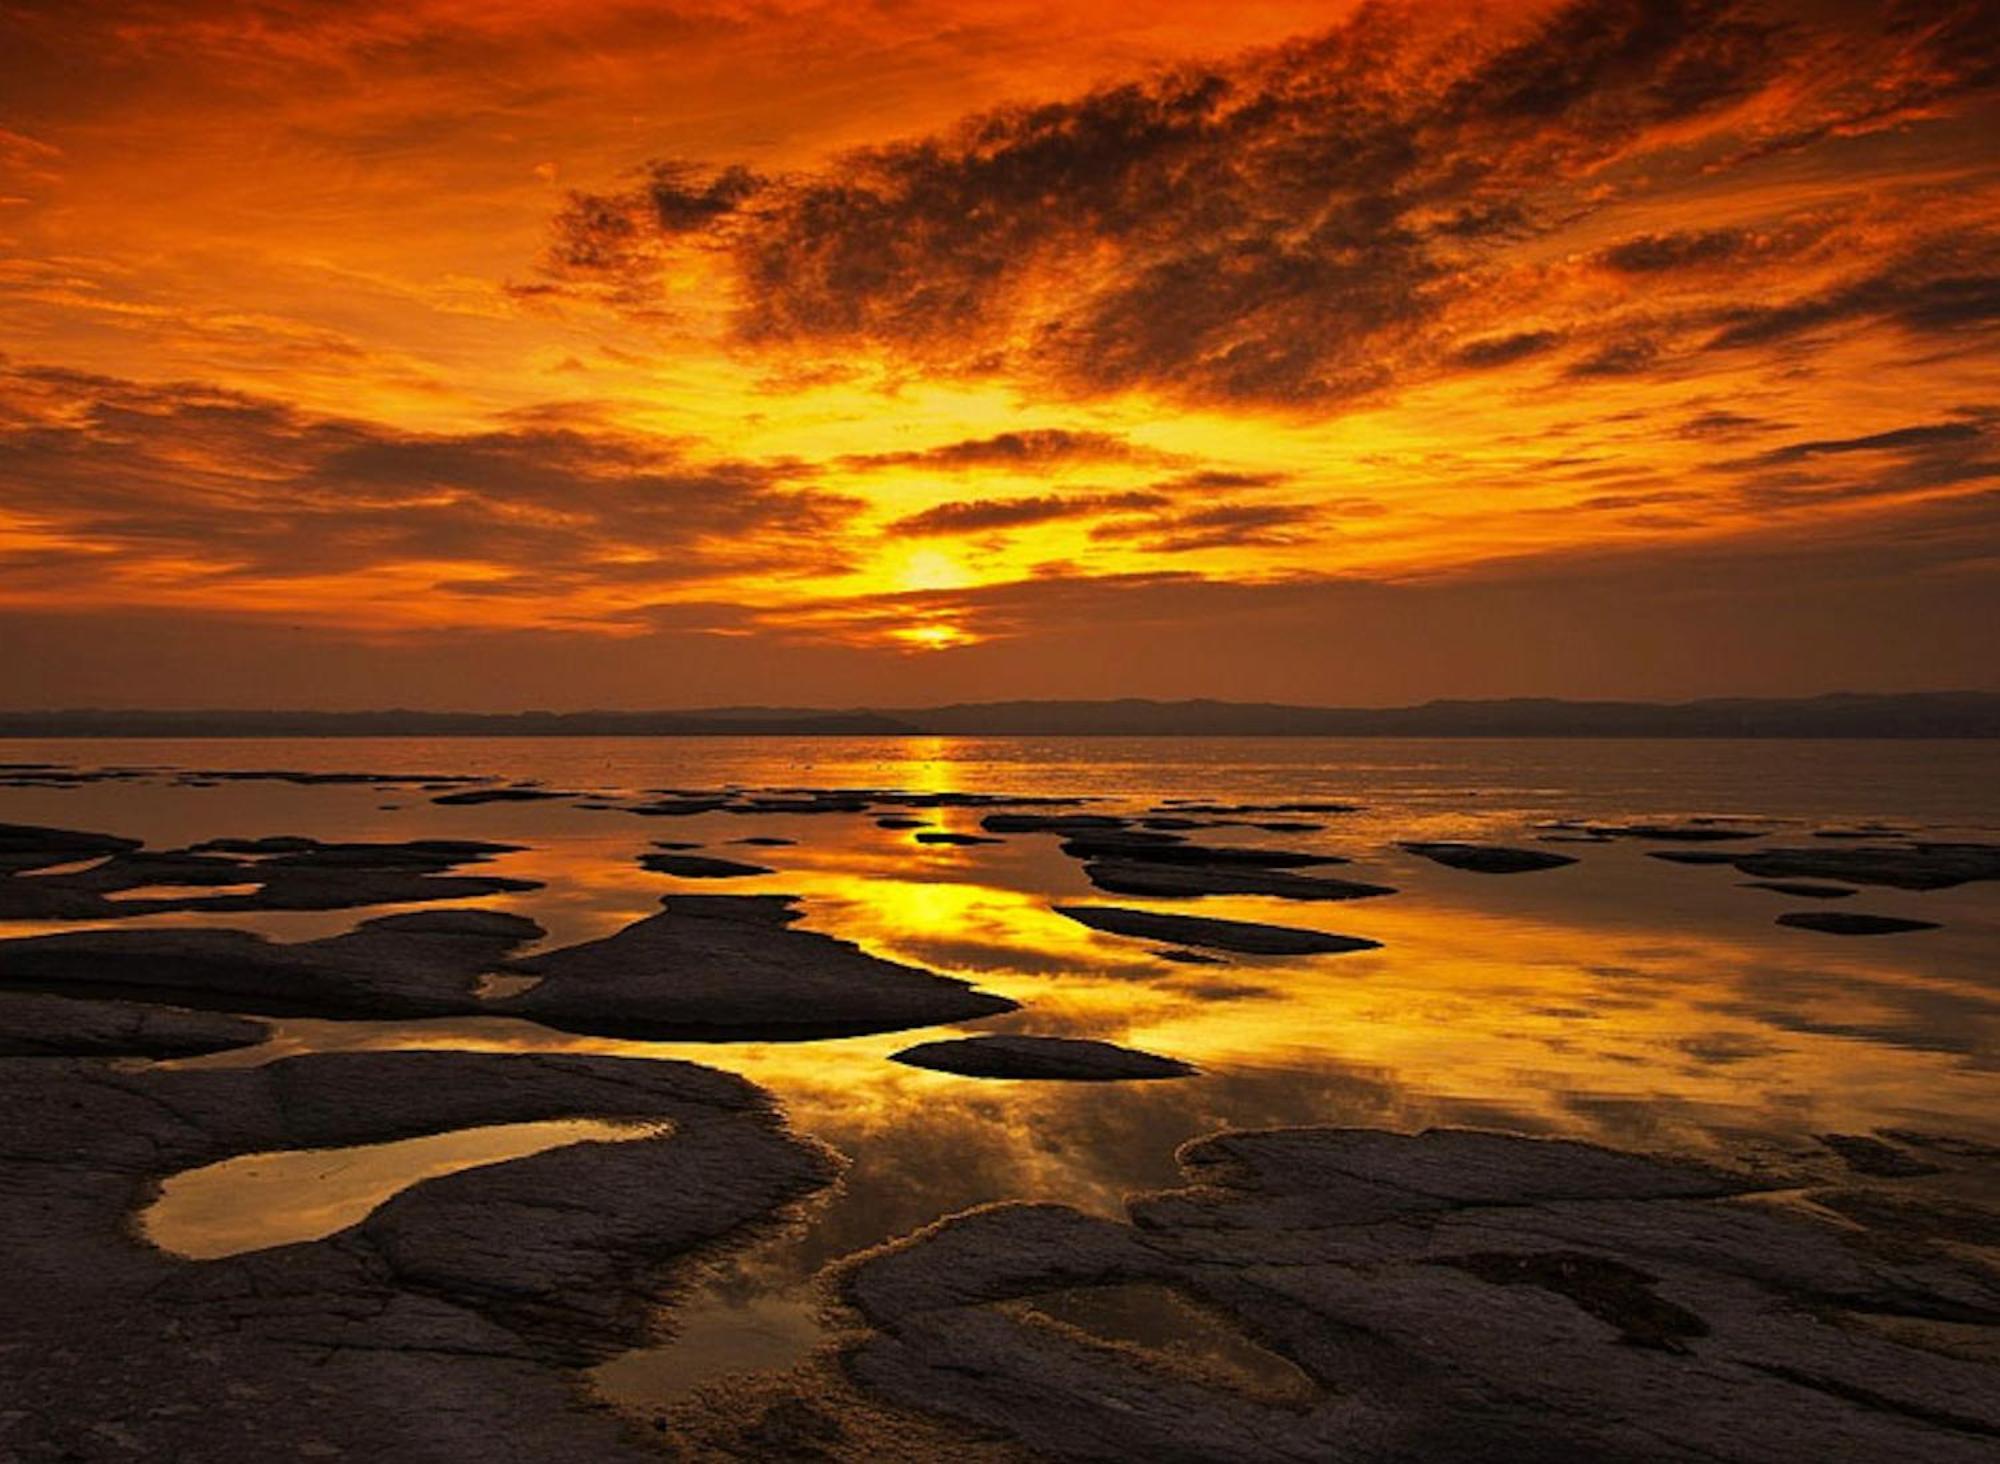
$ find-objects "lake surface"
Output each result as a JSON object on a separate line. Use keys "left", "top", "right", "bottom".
{"left": 3, "top": 735, "right": 1995, "bottom": 1412}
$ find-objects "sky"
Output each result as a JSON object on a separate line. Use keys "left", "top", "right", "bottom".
{"left": 0, "top": 0, "right": 1995, "bottom": 709}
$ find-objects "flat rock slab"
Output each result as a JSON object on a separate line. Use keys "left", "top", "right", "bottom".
{"left": 838, "top": 1126, "right": 2000, "bottom": 1464}
{"left": 1054, "top": 905, "right": 1380, "bottom": 956}
{"left": 0, "top": 908, "right": 544, "bottom": 1019}
{"left": 0, "top": 991, "right": 269, "bottom": 1058}
{"left": 492, "top": 894, "right": 1017, "bottom": 1040}
{"left": 1152, "top": 801, "right": 1360, "bottom": 815}
{"left": 0, "top": 1050, "right": 838, "bottom": 1462}
{"left": 891, "top": 1034, "right": 1197, "bottom": 1081}
{"left": 0, "top": 820, "right": 141, "bottom": 874}
{"left": 1732, "top": 843, "right": 2000, "bottom": 891}
{"left": 1401, "top": 841, "right": 1579, "bottom": 874}
{"left": 1777, "top": 911, "right": 1941, "bottom": 936}
{"left": 1590, "top": 823, "right": 1768, "bottom": 841}
{"left": 0, "top": 833, "right": 538, "bottom": 920}
{"left": 429, "top": 786, "right": 579, "bottom": 804}
{"left": 1818, "top": 1133, "right": 1944, "bottom": 1178}
{"left": 914, "top": 831, "right": 1004, "bottom": 846}
{"left": 1740, "top": 880, "right": 1856, "bottom": 899}
{"left": 639, "top": 852, "right": 774, "bottom": 879}
{"left": 1083, "top": 860, "right": 1395, "bottom": 902}
{"left": 1061, "top": 835, "right": 1345, "bottom": 869}
{"left": 981, "top": 813, "right": 1130, "bottom": 833}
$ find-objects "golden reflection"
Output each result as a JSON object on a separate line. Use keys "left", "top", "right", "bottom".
{"left": 143, "top": 1118, "right": 665, "bottom": 1259}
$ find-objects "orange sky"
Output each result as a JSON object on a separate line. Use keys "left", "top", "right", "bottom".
{"left": 1, "top": 0, "right": 1996, "bottom": 707}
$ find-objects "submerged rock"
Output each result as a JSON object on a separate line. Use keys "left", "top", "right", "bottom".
{"left": 0, "top": 1050, "right": 839, "bottom": 1462}
{"left": 639, "top": 852, "right": 774, "bottom": 879}
{"left": 1054, "top": 905, "right": 1380, "bottom": 956}
{"left": 0, "top": 991, "right": 269, "bottom": 1058}
{"left": 891, "top": 1035, "right": 1197, "bottom": 1081}
{"left": 1740, "top": 880, "right": 1857, "bottom": 899}
{"left": 1776, "top": 911, "right": 1941, "bottom": 936}
{"left": 1400, "top": 841, "right": 1579, "bottom": 874}
{"left": 838, "top": 1126, "right": 2000, "bottom": 1463}
{"left": 492, "top": 894, "right": 1017, "bottom": 1040}
{"left": 1083, "top": 860, "right": 1395, "bottom": 902}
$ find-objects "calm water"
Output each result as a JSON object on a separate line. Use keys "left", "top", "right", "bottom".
{"left": 4, "top": 736, "right": 1996, "bottom": 1410}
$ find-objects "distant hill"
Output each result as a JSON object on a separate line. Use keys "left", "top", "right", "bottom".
{"left": 2, "top": 692, "right": 1997, "bottom": 737}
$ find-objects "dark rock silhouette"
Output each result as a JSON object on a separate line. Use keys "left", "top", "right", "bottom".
{"left": 891, "top": 1034, "right": 1197, "bottom": 1081}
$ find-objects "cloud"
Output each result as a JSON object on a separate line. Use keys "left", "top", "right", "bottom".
{"left": 547, "top": 0, "right": 1999, "bottom": 408}
{"left": 0, "top": 362, "right": 855, "bottom": 625}
{"left": 888, "top": 491, "right": 1169, "bottom": 536}
{"left": 1091, "top": 502, "right": 1321, "bottom": 553}
{"left": 838, "top": 429, "right": 1170, "bottom": 472}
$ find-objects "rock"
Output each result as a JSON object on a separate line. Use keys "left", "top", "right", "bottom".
{"left": 914, "top": 832, "right": 1004, "bottom": 846}
{"left": 980, "top": 814, "right": 1130, "bottom": 833}
{"left": 1053, "top": 906, "right": 1381, "bottom": 956}
{"left": 1152, "top": 801, "right": 1360, "bottom": 815}
{"left": 638, "top": 852, "right": 774, "bottom": 879}
{"left": 890, "top": 1035, "right": 1197, "bottom": 1081}
{"left": 1060, "top": 835, "right": 1346, "bottom": 868}
{"left": 730, "top": 796, "right": 871, "bottom": 815}
{"left": 0, "top": 821, "right": 141, "bottom": 874}
{"left": 0, "top": 909, "right": 544, "bottom": 1019}
{"left": 1818, "top": 1134, "right": 1943, "bottom": 1178}
{"left": 1400, "top": 842, "right": 1579, "bottom": 874}
{"left": 1158, "top": 949, "right": 1227, "bottom": 965}
{"left": 0, "top": 1051, "right": 838, "bottom": 1462}
{"left": 1083, "top": 860, "right": 1395, "bottom": 901}
{"left": 733, "top": 837, "right": 797, "bottom": 847}
{"left": 876, "top": 816, "right": 929, "bottom": 830}
{"left": 1740, "top": 881, "right": 1857, "bottom": 899}
{"left": 1776, "top": 912, "right": 1941, "bottom": 936}
{"left": 625, "top": 797, "right": 732, "bottom": 816}
{"left": 1590, "top": 824, "right": 1767, "bottom": 842}
{"left": 0, "top": 992, "right": 269, "bottom": 1057}
{"left": 430, "top": 786, "right": 578, "bottom": 805}
{"left": 837, "top": 1126, "right": 2000, "bottom": 1464}
{"left": 491, "top": 894, "right": 1017, "bottom": 1040}
{"left": 1731, "top": 843, "right": 2000, "bottom": 891}
{"left": 0, "top": 835, "right": 539, "bottom": 920}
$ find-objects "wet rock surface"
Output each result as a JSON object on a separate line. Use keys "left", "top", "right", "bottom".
{"left": 1082, "top": 860, "right": 1395, "bottom": 901}
{"left": 493, "top": 894, "right": 1017, "bottom": 1040}
{"left": 1054, "top": 905, "right": 1382, "bottom": 956}
{"left": 1060, "top": 832, "right": 1347, "bottom": 869}
{"left": 0, "top": 990, "right": 270, "bottom": 1057}
{"left": 890, "top": 1035, "right": 1197, "bottom": 1081}
{"left": 0, "top": 1050, "right": 839, "bottom": 1463}
{"left": 1400, "top": 841, "right": 1579, "bottom": 874}
{"left": 0, "top": 909, "right": 545, "bottom": 1018}
{"left": 638, "top": 851, "right": 775, "bottom": 879}
{"left": 0, "top": 830, "right": 538, "bottom": 920}
{"left": 1777, "top": 911, "right": 1942, "bottom": 936}
{"left": 839, "top": 1127, "right": 2000, "bottom": 1463}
